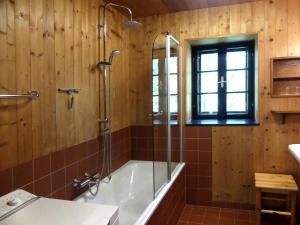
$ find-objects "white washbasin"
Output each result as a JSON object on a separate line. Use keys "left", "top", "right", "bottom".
{"left": 288, "top": 144, "right": 300, "bottom": 163}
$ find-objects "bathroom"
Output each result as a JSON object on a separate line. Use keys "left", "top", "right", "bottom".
{"left": 1, "top": 0, "right": 300, "bottom": 224}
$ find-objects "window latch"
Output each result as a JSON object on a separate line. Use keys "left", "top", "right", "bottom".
{"left": 217, "top": 76, "right": 227, "bottom": 88}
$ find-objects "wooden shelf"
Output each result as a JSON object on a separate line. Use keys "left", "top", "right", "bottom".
{"left": 271, "top": 57, "right": 300, "bottom": 97}
{"left": 273, "top": 76, "right": 300, "bottom": 80}
{"left": 272, "top": 94, "right": 300, "bottom": 98}
{"left": 271, "top": 110, "right": 300, "bottom": 124}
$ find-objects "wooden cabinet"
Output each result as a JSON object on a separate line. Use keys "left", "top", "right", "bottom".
{"left": 271, "top": 57, "right": 300, "bottom": 97}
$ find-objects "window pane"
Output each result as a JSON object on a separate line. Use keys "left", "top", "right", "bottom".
{"left": 170, "top": 95, "right": 177, "bottom": 113}
{"left": 153, "top": 59, "right": 159, "bottom": 75}
{"left": 227, "top": 70, "right": 246, "bottom": 92}
{"left": 200, "top": 94, "right": 218, "bottom": 114}
{"left": 170, "top": 57, "right": 177, "bottom": 74}
{"left": 153, "top": 76, "right": 159, "bottom": 95}
{"left": 227, "top": 51, "right": 246, "bottom": 70}
{"left": 201, "top": 72, "right": 218, "bottom": 93}
{"left": 201, "top": 53, "right": 218, "bottom": 71}
{"left": 227, "top": 93, "right": 246, "bottom": 112}
{"left": 153, "top": 96, "right": 159, "bottom": 112}
{"left": 170, "top": 75, "right": 177, "bottom": 95}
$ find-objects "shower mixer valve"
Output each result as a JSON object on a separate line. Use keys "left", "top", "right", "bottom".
{"left": 58, "top": 88, "right": 80, "bottom": 109}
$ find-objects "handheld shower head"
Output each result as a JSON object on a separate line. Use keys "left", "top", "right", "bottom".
{"left": 109, "top": 50, "right": 120, "bottom": 64}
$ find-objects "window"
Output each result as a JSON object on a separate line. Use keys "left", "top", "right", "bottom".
{"left": 192, "top": 41, "right": 255, "bottom": 120}
{"left": 152, "top": 56, "right": 178, "bottom": 114}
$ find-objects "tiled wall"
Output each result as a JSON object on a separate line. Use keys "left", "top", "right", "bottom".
{"left": 184, "top": 126, "right": 213, "bottom": 205}
{"left": 146, "top": 166, "right": 186, "bottom": 225}
{"left": 131, "top": 125, "right": 181, "bottom": 163}
{"left": 0, "top": 127, "right": 131, "bottom": 199}
{"left": 131, "top": 126, "right": 153, "bottom": 160}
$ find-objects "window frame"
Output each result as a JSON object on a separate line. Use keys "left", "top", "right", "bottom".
{"left": 191, "top": 41, "right": 255, "bottom": 120}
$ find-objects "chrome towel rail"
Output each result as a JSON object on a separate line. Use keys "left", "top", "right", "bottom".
{"left": 0, "top": 91, "right": 39, "bottom": 99}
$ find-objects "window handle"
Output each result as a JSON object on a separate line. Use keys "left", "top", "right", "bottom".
{"left": 217, "top": 76, "right": 227, "bottom": 88}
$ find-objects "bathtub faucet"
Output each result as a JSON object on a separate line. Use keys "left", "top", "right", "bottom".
{"left": 73, "top": 173, "right": 100, "bottom": 189}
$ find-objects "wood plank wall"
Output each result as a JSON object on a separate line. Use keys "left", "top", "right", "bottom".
{"left": 0, "top": 0, "right": 131, "bottom": 171}
{"left": 129, "top": 0, "right": 300, "bottom": 204}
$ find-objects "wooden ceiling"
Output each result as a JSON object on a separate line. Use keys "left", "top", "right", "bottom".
{"left": 106, "top": 0, "right": 258, "bottom": 18}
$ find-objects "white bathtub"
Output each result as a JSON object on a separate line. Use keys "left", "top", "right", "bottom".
{"left": 75, "top": 160, "right": 184, "bottom": 225}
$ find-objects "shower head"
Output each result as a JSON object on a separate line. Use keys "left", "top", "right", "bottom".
{"left": 109, "top": 50, "right": 120, "bottom": 64}
{"left": 104, "top": 3, "right": 142, "bottom": 30}
{"left": 123, "top": 20, "right": 142, "bottom": 29}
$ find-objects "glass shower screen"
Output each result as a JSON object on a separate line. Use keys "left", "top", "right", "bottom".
{"left": 151, "top": 33, "right": 182, "bottom": 197}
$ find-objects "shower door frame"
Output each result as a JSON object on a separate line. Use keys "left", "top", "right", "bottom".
{"left": 166, "top": 33, "right": 183, "bottom": 181}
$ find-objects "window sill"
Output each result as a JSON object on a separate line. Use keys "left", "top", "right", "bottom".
{"left": 153, "top": 119, "right": 178, "bottom": 125}
{"left": 186, "top": 119, "right": 259, "bottom": 126}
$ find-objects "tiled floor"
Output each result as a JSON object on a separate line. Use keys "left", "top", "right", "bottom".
{"left": 177, "top": 205, "right": 294, "bottom": 225}
{"left": 177, "top": 205, "right": 256, "bottom": 225}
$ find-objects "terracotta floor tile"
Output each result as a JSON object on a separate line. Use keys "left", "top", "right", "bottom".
{"left": 235, "top": 221, "right": 251, "bottom": 225}
{"left": 177, "top": 221, "right": 188, "bottom": 225}
{"left": 177, "top": 205, "right": 300, "bottom": 225}
{"left": 235, "top": 210, "right": 250, "bottom": 222}
{"left": 192, "top": 207, "right": 206, "bottom": 216}
{"left": 202, "top": 215, "right": 219, "bottom": 225}
{"left": 190, "top": 215, "right": 204, "bottom": 223}
{"left": 220, "top": 209, "right": 235, "bottom": 219}
{"left": 219, "top": 218, "right": 234, "bottom": 225}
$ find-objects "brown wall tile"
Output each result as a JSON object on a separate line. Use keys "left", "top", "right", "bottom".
{"left": 51, "top": 150, "right": 65, "bottom": 172}
{"left": 34, "top": 175, "right": 51, "bottom": 196}
{"left": 184, "top": 126, "right": 213, "bottom": 205}
{"left": 13, "top": 161, "right": 33, "bottom": 189}
{"left": 34, "top": 155, "right": 50, "bottom": 179}
{"left": 0, "top": 169, "right": 12, "bottom": 196}
{"left": 51, "top": 169, "right": 66, "bottom": 192}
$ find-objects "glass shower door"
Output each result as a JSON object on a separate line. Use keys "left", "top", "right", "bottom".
{"left": 152, "top": 34, "right": 169, "bottom": 196}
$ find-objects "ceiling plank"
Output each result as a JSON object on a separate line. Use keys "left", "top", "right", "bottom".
{"left": 105, "top": 0, "right": 261, "bottom": 18}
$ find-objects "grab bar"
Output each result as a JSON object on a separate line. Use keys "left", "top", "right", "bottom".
{"left": 0, "top": 91, "right": 39, "bottom": 99}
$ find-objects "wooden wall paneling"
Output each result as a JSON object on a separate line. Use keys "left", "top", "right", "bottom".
{"left": 57, "top": 0, "right": 76, "bottom": 149}
{"left": 54, "top": 0, "right": 68, "bottom": 150}
{"left": 287, "top": 0, "right": 300, "bottom": 57}
{"left": 252, "top": 1, "right": 264, "bottom": 35}
{"left": 240, "top": 2, "right": 252, "bottom": 34}
{"left": 41, "top": 0, "right": 56, "bottom": 156}
{"left": 15, "top": 0, "right": 33, "bottom": 163}
{"left": 88, "top": 0, "right": 99, "bottom": 140}
{"left": 110, "top": 8, "right": 125, "bottom": 131}
{"left": 0, "top": 0, "right": 18, "bottom": 170}
{"left": 208, "top": 7, "right": 220, "bottom": 37}
{"left": 30, "top": 0, "right": 44, "bottom": 157}
{"left": 198, "top": 8, "right": 209, "bottom": 37}
{"left": 128, "top": 24, "right": 143, "bottom": 126}
{"left": 74, "top": 0, "right": 84, "bottom": 143}
{"left": 218, "top": 6, "right": 230, "bottom": 36}
{"left": 31, "top": 0, "right": 57, "bottom": 158}
{"left": 287, "top": 0, "right": 300, "bottom": 113}
{"left": 188, "top": 9, "right": 199, "bottom": 39}
{"left": 229, "top": 4, "right": 241, "bottom": 34}
{"left": 81, "top": 0, "right": 92, "bottom": 140}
